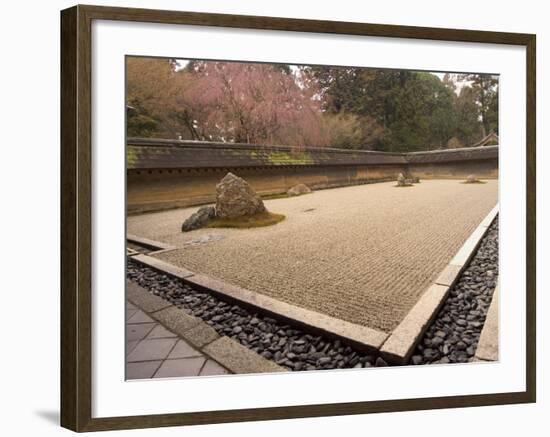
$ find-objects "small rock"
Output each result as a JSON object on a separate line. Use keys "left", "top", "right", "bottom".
{"left": 181, "top": 206, "right": 215, "bottom": 232}
{"left": 456, "top": 341, "right": 467, "bottom": 351}
{"left": 287, "top": 183, "right": 312, "bottom": 197}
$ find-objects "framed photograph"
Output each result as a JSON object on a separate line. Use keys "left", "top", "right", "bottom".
{"left": 60, "top": 4, "right": 536, "bottom": 432}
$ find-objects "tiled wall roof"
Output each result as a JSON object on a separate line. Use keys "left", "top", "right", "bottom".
{"left": 126, "top": 138, "right": 497, "bottom": 170}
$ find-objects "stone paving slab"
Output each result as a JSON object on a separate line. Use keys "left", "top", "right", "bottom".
{"left": 126, "top": 310, "right": 155, "bottom": 324}
{"left": 475, "top": 285, "right": 499, "bottom": 361}
{"left": 126, "top": 323, "right": 156, "bottom": 341}
{"left": 434, "top": 265, "right": 462, "bottom": 287}
{"left": 203, "top": 337, "right": 288, "bottom": 374}
{"left": 200, "top": 359, "right": 230, "bottom": 376}
{"left": 129, "top": 180, "right": 498, "bottom": 333}
{"left": 182, "top": 323, "right": 220, "bottom": 349}
{"left": 150, "top": 306, "right": 201, "bottom": 336}
{"left": 380, "top": 284, "right": 449, "bottom": 364}
{"left": 146, "top": 324, "right": 178, "bottom": 339}
{"left": 126, "top": 360, "right": 162, "bottom": 379}
{"left": 168, "top": 340, "right": 204, "bottom": 359}
{"left": 127, "top": 280, "right": 172, "bottom": 313}
{"left": 154, "top": 357, "right": 207, "bottom": 378}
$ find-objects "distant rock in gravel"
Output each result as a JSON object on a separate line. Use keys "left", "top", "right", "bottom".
{"left": 215, "top": 172, "right": 266, "bottom": 219}
{"left": 397, "top": 173, "right": 412, "bottom": 187}
{"left": 397, "top": 173, "right": 406, "bottom": 186}
{"left": 181, "top": 206, "right": 215, "bottom": 232}
{"left": 465, "top": 174, "right": 481, "bottom": 184}
{"left": 287, "top": 183, "right": 312, "bottom": 197}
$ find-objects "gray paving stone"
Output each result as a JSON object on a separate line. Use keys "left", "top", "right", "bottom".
{"left": 127, "top": 310, "right": 155, "bottom": 324}
{"left": 126, "top": 340, "right": 139, "bottom": 356}
{"left": 126, "top": 322, "right": 156, "bottom": 341}
{"left": 126, "top": 280, "right": 172, "bottom": 313}
{"left": 182, "top": 322, "right": 219, "bottom": 348}
{"left": 475, "top": 285, "right": 499, "bottom": 361}
{"left": 434, "top": 264, "right": 462, "bottom": 287}
{"left": 154, "top": 357, "right": 206, "bottom": 378}
{"left": 146, "top": 324, "right": 178, "bottom": 339}
{"left": 167, "top": 339, "right": 203, "bottom": 359}
{"left": 151, "top": 306, "right": 201, "bottom": 336}
{"left": 126, "top": 361, "right": 162, "bottom": 380}
{"left": 380, "top": 283, "right": 450, "bottom": 364}
{"left": 200, "top": 360, "right": 229, "bottom": 376}
{"left": 126, "top": 338, "right": 178, "bottom": 362}
{"left": 126, "top": 308, "right": 138, "bottom": 321}
{"left": 203, "top": 337, "right": 286, "bottom": 374}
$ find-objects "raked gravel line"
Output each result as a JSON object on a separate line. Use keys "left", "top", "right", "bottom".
{"left": 128, "top": 180, "right": 498, "bottom": 333}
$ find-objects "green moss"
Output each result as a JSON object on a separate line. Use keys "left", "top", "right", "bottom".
{"left": 266, "top": 151, "right": 314, "bottom": 165}
{"left": 126, "top": 146, "right": 138, "bottom": 169}
{"left": 206, "top": 211, "right": 286, "bottom": 229}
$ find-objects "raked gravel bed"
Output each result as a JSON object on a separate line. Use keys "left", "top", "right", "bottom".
{"left": 130, "top": 180, "right": 498, "bottom": 332}
{"left": 126, "top": 216, "right": 498, "bottom": 370}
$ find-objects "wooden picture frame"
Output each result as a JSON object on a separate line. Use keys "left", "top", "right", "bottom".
{"left": 60, "top": 4, "right": 536, "bottom": 432}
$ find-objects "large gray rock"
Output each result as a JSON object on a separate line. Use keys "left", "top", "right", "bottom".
{"left": 466, "top": 174, "right": 479, "bottom": 183}
{"left": 181, "top": 206, "right": 215, "bottom": 232}
{"left": 215, "top": 173, "right": 266, "bottom": 219}
{"left": 287, "top": 183, "right": 312, "bottom": 197}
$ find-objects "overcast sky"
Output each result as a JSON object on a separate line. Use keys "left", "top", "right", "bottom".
{"left": 174, "top": 60, "right": 469, "bottom": 92}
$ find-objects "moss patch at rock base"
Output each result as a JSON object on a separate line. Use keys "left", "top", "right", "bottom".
{"left": 206, "top": 211, "right": 286, "bottom": 229}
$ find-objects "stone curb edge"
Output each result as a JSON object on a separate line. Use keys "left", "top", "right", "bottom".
{"left": 379, "top": 204, "right": 499, "bottom": 365}
{"left": 130, "top": 254, "right": 388, "bottom": 354}
{"left": 474, "top": 283, "right": 499, "bottom": 362}
{"left": 127, "top": 233, "right": 176, "bottom": 252}
{"left": 126, "top": 280, "right": 286, "bottom": 375}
